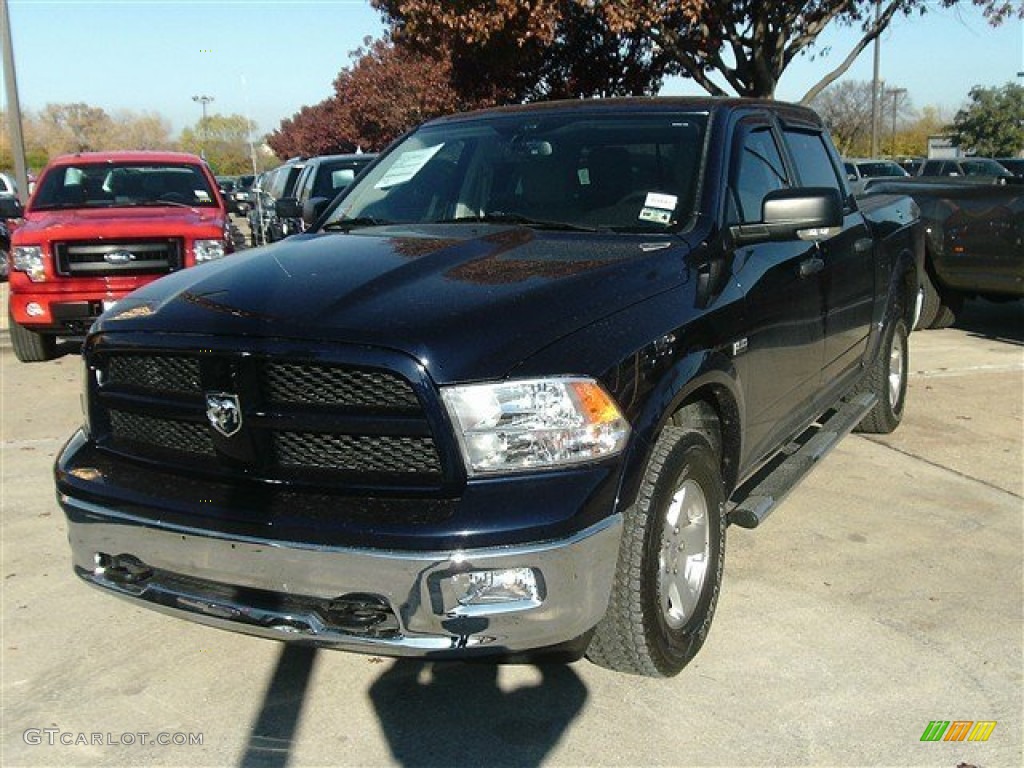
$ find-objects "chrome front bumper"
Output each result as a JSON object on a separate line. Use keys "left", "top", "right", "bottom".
{"left": 62, "top": 494, "right": 622, "bottom": 657}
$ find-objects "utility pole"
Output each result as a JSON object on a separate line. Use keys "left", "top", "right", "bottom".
{"left": 869, "top": 0, "right": 881, "bottom": 158}
{"left": 1, "top": 0, "right": 29, "bottom": 203}
{"left": 886, "top": 87, "right": 907, "bottom": 156}
{"left": 192, "top": 94, "right": 214, "bottom": 160}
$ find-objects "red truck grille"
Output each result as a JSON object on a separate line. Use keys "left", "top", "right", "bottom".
{"left": 54, "top": 238, "right": 183, "bottom": 277}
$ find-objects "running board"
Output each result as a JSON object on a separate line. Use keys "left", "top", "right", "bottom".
{"left": 727, "top": 393, "right": 877, "bottom": 529}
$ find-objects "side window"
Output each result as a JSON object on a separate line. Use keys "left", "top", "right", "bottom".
{"left": 920, "top": 161, "right": 940, "bottom": 177}
{"left": 783, "top": 129, "right": 843, "bottom": 193}
{"left": 294, "top": 166, "right": 313, "bottom": 203}
{"left": 729, "top": 126, "right": 789, "bottom": 224}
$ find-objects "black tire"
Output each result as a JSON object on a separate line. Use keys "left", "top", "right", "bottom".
{"left": 853, "top": 313, "right": 909, "bottom": 434}
{"left": 587, "top": 427, "right": 726, "bottom": 677}
{"left": 918, "top": 268, "right": 962, "bottom": 330}
{"left": 9, "top": 308, "right": 58, "bottom": 362}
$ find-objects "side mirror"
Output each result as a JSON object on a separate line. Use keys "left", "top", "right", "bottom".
{"left": 731, "top": 187, "right": 843, "bottom": 245}
{"left": 0, "top": 196, "right": 24, "bottom": 219}
{"left": 275, "top": 197, "right": 301, "bottom": 219}
{"left": 302, "top": 197, "right": 330, "bottom": 229}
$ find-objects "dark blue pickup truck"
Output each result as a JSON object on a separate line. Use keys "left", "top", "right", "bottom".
{"left": 56, "top": 98, "right": 921, "bottom": 677}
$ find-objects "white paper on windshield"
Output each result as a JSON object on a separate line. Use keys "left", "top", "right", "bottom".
{"left": 639, "top": 207, "right": 672, "bottom": 225}
{"left": 375, "top": 144, "right": 445, "bottom": 189}
{"left": 644, "top": 192, "right": 677, "bottom": 211}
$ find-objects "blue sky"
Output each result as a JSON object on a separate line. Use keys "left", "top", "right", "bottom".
{"left": 4, "top": 0, "right": 1021, "bottom": 137}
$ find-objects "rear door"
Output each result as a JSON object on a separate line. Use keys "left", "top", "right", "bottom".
{"left": 781, "top": 125, "right": 874, "bottom": 387}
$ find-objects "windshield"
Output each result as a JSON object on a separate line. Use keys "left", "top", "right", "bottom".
{"left": 32, "top": 162, "right": 219, "bottom": 210}
{"left": 858, "top": 161, "right": 908, "bottom": 178}
{"left": 961, "top": 158, "right": 1011, "bottom": 177}
{"left": 323, "top": 112, "right": 708, "bottom": 233}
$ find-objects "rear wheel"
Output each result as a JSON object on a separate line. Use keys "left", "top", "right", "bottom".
{"left": 918, "top": 268, "right": 962, "bottom": 330}
{"left": 9, "top": 308, "right": 58, "bottom": 362}
{"left": 854, "top": 312, "right": 909, "bottom": 434}
{"left": 587, "top": 427, "right": 726, "bottom": 677}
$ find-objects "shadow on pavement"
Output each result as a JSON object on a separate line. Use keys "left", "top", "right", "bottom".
{"left": 369, "top": 659, "right": 588, "bottom": 767}
{"left": 240, "top": 645, "right": 319, "bottom": 768}
{"left": 956, "top": 298, "right": 1024, "bottom": 345}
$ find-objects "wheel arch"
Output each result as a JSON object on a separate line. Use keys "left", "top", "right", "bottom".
{"left": 614, "top": 351, "right": 744, "bottom": 517}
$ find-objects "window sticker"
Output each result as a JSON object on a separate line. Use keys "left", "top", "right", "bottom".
{"left": 195, "top": 190, "right": 211, "bottom": 201}
{"left": 577, "top": 168, "right": 591, "bottom": 185}
{"left": 375, "top": 144, "right": 445, "bottom": 189}
{"left": 639, "top": 207, "right": 672, "bottom": 225}
{"left": 644, "top": 192, "right": 677, "bottom": 211}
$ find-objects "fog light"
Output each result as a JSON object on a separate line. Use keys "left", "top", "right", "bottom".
{"left": 25, "top": 302, "right": 44, "bottom": 317}
{"left": 448, "top": 568, "right": 542, "bottom": 614}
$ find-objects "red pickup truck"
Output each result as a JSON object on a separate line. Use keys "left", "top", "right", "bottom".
{"left": 7, "top": 151, "right": 233, "bottom": 362}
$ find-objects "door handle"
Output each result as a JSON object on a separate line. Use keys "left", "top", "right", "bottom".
{"left": 799, "top": 257, "right": 825, "bottom": 278}
{"left": 854, "top": 237, "right": 873, "bottom": 254}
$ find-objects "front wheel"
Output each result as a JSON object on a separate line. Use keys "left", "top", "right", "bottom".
{"left": 9, "top": 308, "right": 58, "bottom": 362}
{"left": 854, "top": 313, "right": 909, "bottom": 434}
{"left": 587, "top": 427, "right": 726, "bottom": 677}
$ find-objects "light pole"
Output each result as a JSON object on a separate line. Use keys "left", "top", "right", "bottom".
{"left": 885, "top": 87, "right": 907, "bottom": 157}
{"left": 192, "top": 94, "right": 214, "bottom": 159}
{"left": 869, "top": 0, "right": 881, "bottom": 157}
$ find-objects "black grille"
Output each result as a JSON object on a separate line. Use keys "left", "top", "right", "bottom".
{"left": 274, "top": 432, "right": 441, "bottom": 474}
{"left": 109, "top": 410, "right": 215, "bottom": 456}
{"left": 108, "top": 355, "right": 201, "bottom": 394}
{"left": 261, "top": 362, "right": 420, "bottom": 409}
{"left": 94, "top": 350, "right": 448, "bottom": 488}
{"left": 55, "top": 238, "right": 182, "bottom": 277}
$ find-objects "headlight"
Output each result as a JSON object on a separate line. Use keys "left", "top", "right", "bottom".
{"left": 442, "top": 377, "right": 630, "bottom": 475}
{"left": 12, "top": 245, "right": 46, "bottom": 281}
{"left": 193, "top": 239, "right": 226, "bottom": 263}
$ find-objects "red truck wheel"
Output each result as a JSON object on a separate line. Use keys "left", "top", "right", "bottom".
{"left": 9, "top": 308, "right": 57, "bottom": 362}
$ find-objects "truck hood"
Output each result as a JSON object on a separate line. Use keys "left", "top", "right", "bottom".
{"left": 16, "top": 206, "right": 225, "bottom": 241}
{"left": 98, "top": 224, "right": 690, "bottom": 382}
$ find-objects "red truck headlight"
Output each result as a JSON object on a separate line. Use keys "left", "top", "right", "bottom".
{"left": 194, "top": 239, "right": 226, "bottom": 263}
{"left": 12, "top": 245, "right": 46, "bottom": 281}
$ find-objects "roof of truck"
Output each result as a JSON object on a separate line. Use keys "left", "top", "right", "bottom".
{"left": 44, "top": 150, "right": 207, "bottom": 167}
{"left": 426, "top": 96, "right": 823, "bottom": 128}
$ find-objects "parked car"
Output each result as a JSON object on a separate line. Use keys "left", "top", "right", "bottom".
{"left": 0, "top": 217, "right": 9, "bottom": 281}
{"left": 994, "top": 157, "right": 1024, "bottom": 178}
{"left": 0, "top": 172, "right": 18, "bottom": 198}
{"left": 215, "top": 176, "right": 239, "bottom": 215}
{"left": 247, "top": 158, "right": 306, "bottom": 246}
{"left": 232, "top": 174, "right": 256, "bottom": 215}
{"left": 7, "top": 150, "right": 234, "bottom": 362}
{"left": 274, "top": 153, "right": 376, "bottom": 234}
{"left": 917, "top": 157, "right": 1014, "bottom": 180}
{"left": 57, "top": 97, "right": 921, "bottom": 678}
{"left": 864, "top": 174, "right": 1024, "bottom": 328}
{"left": 842, "top": 158, "right": 909, "bottom": 194}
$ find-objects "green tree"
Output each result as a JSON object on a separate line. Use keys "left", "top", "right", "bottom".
{"left": 950, "top": 83, "right": 1024, "bottom": 157}
{"left": 180, "top": 113, "right": 259, "bottom": 175}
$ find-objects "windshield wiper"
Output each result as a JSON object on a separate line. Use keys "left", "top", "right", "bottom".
{"left": 122, "top": 199, "right": 196, "bottom": 209}
{"left": 438, "top": 212, "right": 603, "bottom": 232}
{"left": 321, "top": 216, "right": 393, "bottom": 232}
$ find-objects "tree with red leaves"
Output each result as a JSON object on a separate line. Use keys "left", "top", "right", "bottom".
{"left": 268, "top": 38, "right": 473, "bottom": 157}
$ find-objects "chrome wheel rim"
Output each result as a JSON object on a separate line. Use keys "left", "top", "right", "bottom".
{"left": 889, "top": 329, "right": 905, "bottom": 409}
{"left": 658, "top": 478, "right": 710, "bottom": 630}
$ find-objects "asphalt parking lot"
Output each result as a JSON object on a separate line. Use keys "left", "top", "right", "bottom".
{"left": 1, "top": 283, "right": 1021, "bottom": 768}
